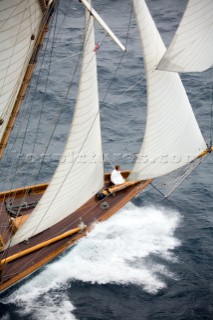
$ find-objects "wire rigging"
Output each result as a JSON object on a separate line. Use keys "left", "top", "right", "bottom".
{"left": 1, "top": 0, "right": 143, "bottom": 273}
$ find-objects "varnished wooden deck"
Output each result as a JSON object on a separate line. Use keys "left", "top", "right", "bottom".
{"left": 0, "top": 172, "right": 152, "bottom": 292}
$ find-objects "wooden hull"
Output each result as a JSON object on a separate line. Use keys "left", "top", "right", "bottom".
{"left": 0, "top": 172, "right": 152, "bottom": 292}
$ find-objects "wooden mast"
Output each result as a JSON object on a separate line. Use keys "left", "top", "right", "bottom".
{"left": 0, "top": 1, "right": 56, "bottom": 159}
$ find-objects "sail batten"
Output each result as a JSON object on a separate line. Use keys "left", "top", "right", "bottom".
{"left": 158, "top": 0, "right": 213, "bottom": 73}
{"left": 9, "top": 3, "right": 104, "bottom": 247}
{"left": 129, "top": 0, "right": 206, "bottom": 181}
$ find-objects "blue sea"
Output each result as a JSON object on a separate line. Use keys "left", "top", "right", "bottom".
{"left": 0, "top": 0, "right": 213, "bottom": 319}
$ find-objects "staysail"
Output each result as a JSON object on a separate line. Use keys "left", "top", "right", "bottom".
{"left": 158, "top": 0, "right": 213, "bottom": 73}
{"left": 128, "top": 0, "right": 207, "bottom": 181}
{"left": 9, "top": 5, "right": 104, "bottom": 246}
{"left": 0, "top": 0, "right": 44, "bottom": 148}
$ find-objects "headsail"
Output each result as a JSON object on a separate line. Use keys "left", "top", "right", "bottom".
{"left": 158, "top": 0, "right": 213, "bottom": 73}
{"left": 128, "top": 0, "right": 207, "bottom": 181}
{"left": 0, "top": 0, "right": 44, "bottom": 148}
{"left": 9, "top": 4, "right": 104, "bottom": 246}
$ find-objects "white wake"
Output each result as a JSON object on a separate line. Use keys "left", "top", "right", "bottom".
{"left": 2, "top": 203, "right": 181, "bottom": 320}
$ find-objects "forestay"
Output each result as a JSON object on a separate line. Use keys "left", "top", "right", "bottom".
{"left": 0, "top": 0, "right": 43, "bottom": 145}
{"left": 128, "top": 0, "right": 207, "bottom": 181}
{"left": 158, "top": 0, "right": 213, "bottom": 72}
{"left": 10, "top": 6, "right": 104, "bottom": 246}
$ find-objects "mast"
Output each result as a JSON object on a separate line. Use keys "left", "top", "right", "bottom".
{"left": 8, "top": 1, "right": 104, "bottom": 247}
{"left": 128, "top": 0, "right": 207, "bottom": 181}
{"left": 0, "top": 0, "right": 55, "bottom": 158}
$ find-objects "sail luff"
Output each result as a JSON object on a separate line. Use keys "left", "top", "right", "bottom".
{"left": 0, "top": 0, "right": 52, "bottom": 157}
{"left": 9, "top": 3, "right": 104, "bottom": 247}
{"left": 128, "top": 0, "right": 207, "bottom": 181}
{"left": 158, "top": 0, "right": 213, "bottom": 73}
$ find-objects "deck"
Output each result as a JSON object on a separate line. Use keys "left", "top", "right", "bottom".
{"left": 0, "top": 172, "right": 152, "bottom": 292}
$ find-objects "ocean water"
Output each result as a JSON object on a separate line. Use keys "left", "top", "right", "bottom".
{"left": 0, "top": 0, "right": 213, "bottom": 319}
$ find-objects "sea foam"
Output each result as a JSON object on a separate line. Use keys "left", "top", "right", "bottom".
{"left": 2, "top": 203, "right": 181, "bottom": 319}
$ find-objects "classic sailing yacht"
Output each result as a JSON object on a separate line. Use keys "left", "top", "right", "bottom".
{"left": 0, "top": 0, "right": 212, "bottom": 292}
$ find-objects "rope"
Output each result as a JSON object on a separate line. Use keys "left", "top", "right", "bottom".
{"left": 1, "top": 1, "right": 136, "bottom": 271}
{"left": 150, "top": 183, "right": 165, "bottom": 197}
{"left": 5, "top": 3, "right": 59, "bottom": 189}
{"left": 0, "top": 0, "right": 62, "bottom": 269}
{"left": 28, "top": 12, "right": 96, "bottom": 238}
{"left": 0, "top": 0, "right": 74, "bottom": 189}
{"left": 0, "top": 0, "right": 51, "bottom": 242}
{"left": 26, "top": 3, "right": 135, "bottom": 239}
{"left": 0, "top": 0, "right": 86, "bottom": 263}
{"left": 0, "top": 0, "right": 57, "bottom": 186}
{"left": 104, "top": 153, "right": 115, "bottom": 170}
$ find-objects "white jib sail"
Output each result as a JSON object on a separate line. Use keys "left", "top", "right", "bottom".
{"left": 10, "top": 5, "right": 104, "bottom": 246}
{"left": 158, "top": 0, "right": 213, "bottom": 72}
{"left": 128, "top": 0, "right": 207, "bottom": 181}
{"left": 0, "top": 0, "right": 43, "bottom": 144}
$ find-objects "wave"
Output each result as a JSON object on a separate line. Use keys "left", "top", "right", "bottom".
{"left": 2, "top": 203, "right": 181, "bottom": 320}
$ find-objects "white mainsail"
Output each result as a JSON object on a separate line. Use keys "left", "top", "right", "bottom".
{"left": 0, "top": 0, "right": 43, "bottom": 144}
{"left": 10, "top": 6, "right": 104, "bottom": 246}
{"left": 128, "top": 0, "right": 207, "bottom": 181}
{"left": 158, "top": 0, "right": 213, "bottom": 73}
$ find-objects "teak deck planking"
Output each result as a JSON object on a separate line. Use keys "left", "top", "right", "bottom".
{"left": 0, "top": 172, "right": 152, "bottom": 292}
